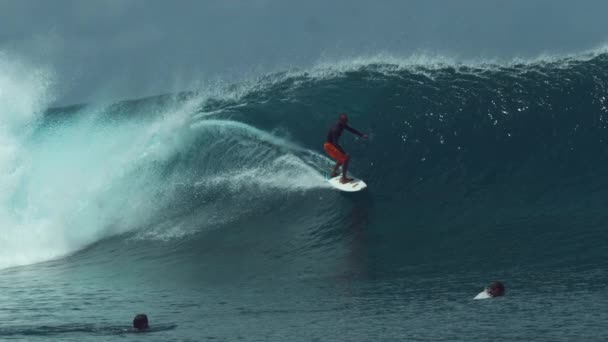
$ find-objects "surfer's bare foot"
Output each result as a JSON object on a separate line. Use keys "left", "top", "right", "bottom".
{"left": 330, "top": 171, "right": 338, "bottom": 178}
{"left": 340, "top": 177, "right": 353, "bottom": 184}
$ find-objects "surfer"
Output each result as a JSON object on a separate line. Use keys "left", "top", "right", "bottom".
{"left": 473, "top": 281, "right": 505, "bottom": 300}
{"left": 487, "top": 281, "right": 505, "bottom": 297}
{"left": 324, "top": 113, "right": 368, "bottom": 183}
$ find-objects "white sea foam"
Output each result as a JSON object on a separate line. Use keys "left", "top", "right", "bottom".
{"left": 189, "top": 119, "right": 331, "bottom": 192}
{"left": 0, "top": 56, "right": 331, "bottom": 267}
{"left": 273, "top": 44, "right": 608, "bottom": 83}
{"left": 0, "top": 56, "right": 210, "bottom": 269}
{"left": 0, "top": 53, "right": 57, "bottom": 269}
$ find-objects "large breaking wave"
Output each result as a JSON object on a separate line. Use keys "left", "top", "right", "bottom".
{"left": 1, "top": 49, "right": 608, "bottom": 271}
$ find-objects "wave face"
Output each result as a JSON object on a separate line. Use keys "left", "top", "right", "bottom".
{"left": 1, "top": 52, "right": 608, "bottom": 277}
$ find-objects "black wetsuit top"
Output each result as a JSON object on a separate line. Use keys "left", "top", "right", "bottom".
{"left": 326, "top": 123, "right": 364, "bottom": 152}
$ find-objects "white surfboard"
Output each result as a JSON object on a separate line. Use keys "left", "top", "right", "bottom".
{"left": 327, "top": 175, "right": 367, "bottom": 192}
{"left": 474, "top": 289, "right": 492, "bottom": 300}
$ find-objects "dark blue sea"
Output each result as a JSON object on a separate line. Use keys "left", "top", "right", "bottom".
{"left": 1, "top": 51, "right": 607, "bottom": 341}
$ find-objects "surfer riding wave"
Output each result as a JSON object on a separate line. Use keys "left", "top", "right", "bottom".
{"left": 323, "top": 113, "right": 368, "bottom": 183}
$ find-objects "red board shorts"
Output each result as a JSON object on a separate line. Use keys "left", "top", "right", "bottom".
{"left": 324, "top": 143, "right": 348, "bottom": 164}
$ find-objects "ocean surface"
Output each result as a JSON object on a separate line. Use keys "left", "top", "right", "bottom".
{"left": 1, "top": 51, "right": 608, "bottom": 341}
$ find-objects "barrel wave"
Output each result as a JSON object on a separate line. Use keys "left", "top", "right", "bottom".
{"left": 1, "top": 51, "right": 607, "bottom": 341}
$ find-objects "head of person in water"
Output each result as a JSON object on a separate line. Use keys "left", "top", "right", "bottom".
{"left": 488, "top": 281, "right": 505, "bottom": 297}
{"left": 338, "top": 113, "right": 348, "bottom": 126}
{"left": 133, "top": 314, "right": 149, "bottom": 330}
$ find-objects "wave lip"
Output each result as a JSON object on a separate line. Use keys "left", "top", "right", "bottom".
{"left": 0, "top": 53, "right": 57, "bottom": 270}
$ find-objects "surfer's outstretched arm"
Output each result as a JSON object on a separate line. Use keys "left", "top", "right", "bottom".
{"left": 345, "top": 125, "right": 368, "bottom": 139}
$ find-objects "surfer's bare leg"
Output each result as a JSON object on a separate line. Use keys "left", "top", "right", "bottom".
{"left": 330, "top": 162, "right": 341, "bottom": 178}
{"left": 340, "top": 156, "right": 353, "bottom": 183}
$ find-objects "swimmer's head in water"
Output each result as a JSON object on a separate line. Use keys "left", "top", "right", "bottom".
{"left": 133, "top": 314, "right": 149, "bottom": 330}
{"left": 488, "top": 281, "right": 505, "bottom": 297}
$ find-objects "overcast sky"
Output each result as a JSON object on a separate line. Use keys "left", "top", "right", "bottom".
{"left": 1, "top": 0, "right": 607, "bottom": 105}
